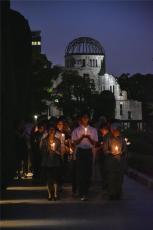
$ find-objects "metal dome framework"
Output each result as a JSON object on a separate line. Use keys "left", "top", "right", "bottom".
{"left": 65, "top": 37, "right": 104, "bottom": 56}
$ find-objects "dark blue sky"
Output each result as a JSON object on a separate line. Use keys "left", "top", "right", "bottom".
{"left": 11, "top": 0, "right": 153, "bottom": 76}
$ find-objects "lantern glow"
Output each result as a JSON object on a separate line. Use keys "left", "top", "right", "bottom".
{"left": 51, "top": 142, "right": 55, "bottom": 151}
{"left": 84, "top": 127, "right": 88, "bottom": 135}
{"left": 61, "top": 133, "right": 65, "bottom": 144}
{"left": 112, "top": 145, "right": 120, "bottom": 155}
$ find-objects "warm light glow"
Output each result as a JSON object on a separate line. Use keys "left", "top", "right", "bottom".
{"left": 115, "top": 145, "right": 119, "bottom": 151}
{"left": 51, "top": 142, "right": 55, "bottom": 151}
{"left": 113, "top": 145, "right": 120, "bottom": 155}
{"left": 70, "top": 148, "right": 73, "bottom": 154}
{"left": 61, "top": 133, "right": 65, "bottom": 144}
{"left": 34, "top": 126, "right": 38, "bottom": 132}
{"left": 84, "top": 127, "right": 88, "bottom": 135}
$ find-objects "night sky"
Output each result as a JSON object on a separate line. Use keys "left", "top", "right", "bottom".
{"left": 11, "top": 0, "right": 153, "bottom": 76}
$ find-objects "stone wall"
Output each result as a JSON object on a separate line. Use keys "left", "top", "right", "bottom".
{"left": 115, "top": 100, "right": 142, "bottom": 120}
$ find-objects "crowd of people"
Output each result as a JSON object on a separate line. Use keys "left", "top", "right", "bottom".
{"left": 14, "top": 112, "right": 128, "bottom": 201}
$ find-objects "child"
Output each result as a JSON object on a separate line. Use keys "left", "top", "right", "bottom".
{"left": 41, "top": 126, "right": 61, "bottom": 201}
{"left": 103, "top": 123, "right": 127, "bottom": 200}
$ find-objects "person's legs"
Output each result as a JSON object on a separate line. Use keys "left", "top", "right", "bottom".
{"left": 16, "top": 156, "right": 22, "bottom": 179}
{"left": 47, "top": 183, "right": 54, "bottom": 199}
{"left": 99, "top": 155, "right": 108, "bottom": 191}
{"left": 52, "top": 167, "right": 60, "bottom": 200}
{"left": 53, "top": 183, "right": 58, "bottom": 199}
{"left": 76, "top": 149, "right": 92, "bottom": 199}
{"left": 59, "top": 158, "right": 64, "bottom": 192}
{"left": 85, "top": 150, "right": 93, "bottom": 195}
{"left": 32, "top": 150, "right": 38, "bottom": 179}
{"left": 76, "top": 149, "right": 85, "bottom": 197}
{"left": 71, "top": 160, "right": 77, "bottom": 194}
{"left": 107, "top": 163, "right": 123, "bottom": 200}
{"left": 22, "top": 154, "right": 28, "bottom": 177}
{"left": 46, "top": 168, "right": 54, "bottom": 200}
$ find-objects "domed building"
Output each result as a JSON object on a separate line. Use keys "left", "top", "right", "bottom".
{"left": 65, "top": 37, "right": 105, "bottom": 92}
{"left": 51, "top": 37, "right": 142, "bottom": 129}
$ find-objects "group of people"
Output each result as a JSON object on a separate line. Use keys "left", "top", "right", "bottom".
{"left": 14, "top": 112, "right": 128, "bottom": 201}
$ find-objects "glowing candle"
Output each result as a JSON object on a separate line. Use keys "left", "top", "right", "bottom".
{"left": 124, "top": 138, "right": 128, "bottom": 143}
{"left": 51, "top": 142, "right": 55, "bottom": 151}
{"left": 84, "top": 127, "right": 88, "bottom": 135}
{"left": 125, "top": 137, "right": 131, "bottom": 146}
{"left": 114, "top": 145, "right": 119, "bottom": 155}
{"left": 69, "top": 148, "right": 73, "bottom": 154}
{"left": 61, "top": 133, "right": 65, "bottom": 144}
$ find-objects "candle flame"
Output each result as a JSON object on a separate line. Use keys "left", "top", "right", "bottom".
{"left": 51, "top": 142, "right": 55, "bottom": 150}
{"left": 70, "top": 148, "right": 73, "bottom": 154}
{"left": 84, "top": 127, "right": 87, "bottom": 134}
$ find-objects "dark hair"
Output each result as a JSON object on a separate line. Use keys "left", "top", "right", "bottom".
{"left": 37, "top": 123, "right": 45, "bottom": 129}
{"left": 79, "top": 111, "right": 90, "bottom": 119}
{"left": 58, "top": 116, "right": 66, "bottom": 121}
{"left": 99, "top": 123, "right": 109, "bottom": 130}
{"left": 48, "top": 124, "right": 55, "bottom": 131}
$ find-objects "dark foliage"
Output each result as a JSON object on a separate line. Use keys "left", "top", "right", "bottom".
{"left": 118, "top": 73, "right": 153, "bottom": 122}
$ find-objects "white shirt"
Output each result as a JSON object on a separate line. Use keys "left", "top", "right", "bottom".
{"left": 71, "top": 125, "right": 98, "bottom": 149}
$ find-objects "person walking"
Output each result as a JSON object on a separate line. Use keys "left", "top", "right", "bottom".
{"left": 14, "top": 121, "right": 28, "bottom": 179}
{"left": 103, "top": 123, "right": 127, "bottom": 200}
{"left": 96, "top": 124, "right": 111, "bottom": 195}
{"left": 31, "top": 124, "right": 45, "bottom": 181}
{"left": 41, "top": 126, "right": 61, "bottom": 201}
{"left": 71, "top": 112, "right": 98, "bottom": 201}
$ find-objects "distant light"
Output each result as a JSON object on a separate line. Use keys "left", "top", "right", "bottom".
{"left": 34, "top": 115, "right": 38, "bottom": 120}
{"left": 32, "top": 41, "right": 41, "bottom": 46}
{"left": 125, "top": 137, "right": 131, "bottom": 146}
{"left": 55, "top": 99, "right": 59, "bottom": 103}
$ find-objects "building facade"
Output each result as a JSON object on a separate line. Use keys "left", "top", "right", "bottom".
{"left": 32, "top": 31, "right": 52, "bottom": 68}
{"left": 51, "top": 37, "right": 142, "bottom": 128}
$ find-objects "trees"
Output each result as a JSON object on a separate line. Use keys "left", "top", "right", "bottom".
{"left": 91, "top": 91, "right": 116, "bottom": 120}
{"left": 28, "top": 63, "right": 62, "bottom": 118}
{"left": 52, "top": 70, "right": 116, "bottom": 119}
{"left": 118, "top": 73, "right": 153, "bottom": 122}
{"left": 53, "top": 70, "right": 95, "bottom": 117}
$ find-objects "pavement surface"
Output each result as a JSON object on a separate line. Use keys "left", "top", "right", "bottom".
{"left": 1, "top": 176, "right": 153, "bottom": 230}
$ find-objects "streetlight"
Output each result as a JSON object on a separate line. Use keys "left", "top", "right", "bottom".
{"left": 55, "top": 99, "right": 59, "bottom": 103}
{"left": 34, "top": 114, "right": 38, "bottom": 121}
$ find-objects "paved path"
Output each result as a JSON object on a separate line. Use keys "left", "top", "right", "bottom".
{"left": 1, "top": 176, "right": 153, "bottom": 230}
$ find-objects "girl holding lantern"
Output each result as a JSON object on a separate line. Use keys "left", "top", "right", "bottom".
{"left": 55, "top": 119, "right": 71, "bottom": 190}
{"left": 41, "top": 126, "right": 61, "bottom": 201}
{"left": 103, "top": 122, "right": 127, "bottom": 200}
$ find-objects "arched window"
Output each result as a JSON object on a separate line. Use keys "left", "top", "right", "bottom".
{"left": 120, "top": 103, "right": 123, "bottom": 116}
{"left": 96, "top": 60, "right": 98, "bottom": 67}
{"left": 128, "top": 111, "right": 132, "bottom": 120}
{"left": 90, "top": 59, "right": 92, "bottom": 67}
{"left": 82, "top": 59, "right": 86, "bottom": 67}
{"left": 110, "top": 86, "right": 112, "bottom": 92}
{"left": 93, "top": 59, "right": 95, "bottom": 67}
